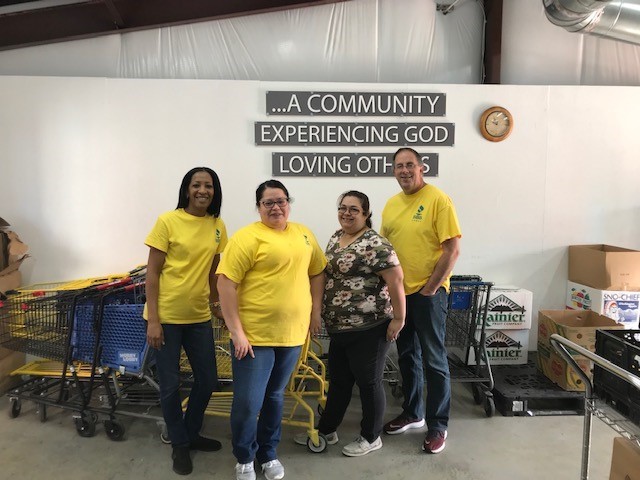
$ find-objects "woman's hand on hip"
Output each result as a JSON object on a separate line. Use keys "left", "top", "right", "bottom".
{"left": 386, "top": 317, "right": 405, "bottom": 342}
{"left": 232, "top": 331, "right": 255, "bottom": 360}
{"left": 146, "top": 322, "right": 164, "bottom": 350}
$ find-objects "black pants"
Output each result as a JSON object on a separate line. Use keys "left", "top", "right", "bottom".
{"left": 317, "top": 322, "right": 390, "bottom": 443}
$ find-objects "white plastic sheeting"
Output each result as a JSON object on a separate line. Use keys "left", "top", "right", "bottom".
{"left": 0, "top": 0, "right": 485, "bottom": 83}
{"left": 2, "top": 0, "right": 640, "bottom": 85}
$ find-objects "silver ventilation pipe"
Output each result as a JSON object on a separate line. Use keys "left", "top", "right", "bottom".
{"left": 543, "top": 0, "right": 640, "bottom": 45}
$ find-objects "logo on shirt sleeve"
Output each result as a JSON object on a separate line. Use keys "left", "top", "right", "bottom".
{"left": 412, "top": 205, "right": 425, "bottom": 222}
{"left": 215, "top": 229, "right": 221, "bottom": 243}
{"left": 303, "top": 234, "right": 311, "bottom": 246}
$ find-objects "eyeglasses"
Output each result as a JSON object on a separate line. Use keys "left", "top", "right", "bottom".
{"left": 261, "top": 198, "right": 290, "bottom": 209}
{"left": 338, "top": 206, "right": 363, "bottom": 215}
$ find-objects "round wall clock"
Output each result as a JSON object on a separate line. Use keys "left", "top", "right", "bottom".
{"left": 479, "top": 106, "right": 513, "bottom": 142}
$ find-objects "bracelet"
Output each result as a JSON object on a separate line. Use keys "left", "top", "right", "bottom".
{"left": 211, "top": 301, "right": 221, "bottom": 309}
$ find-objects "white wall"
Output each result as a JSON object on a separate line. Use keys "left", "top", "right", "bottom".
{"left": 1, "top": 77, "right": 639, "bottom": 349}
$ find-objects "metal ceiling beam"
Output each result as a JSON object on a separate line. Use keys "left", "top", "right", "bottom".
{"left": 483, "top": 0, "right": 503, "bottom": 84}
{"left": 0, "top": 0, "right": 346, "bottom": 51}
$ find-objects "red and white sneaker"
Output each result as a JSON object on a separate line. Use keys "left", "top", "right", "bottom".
{"left": 422, "top": 430, "right": 447, "bottom": 454}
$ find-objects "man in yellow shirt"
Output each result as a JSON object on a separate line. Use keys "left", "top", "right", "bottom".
{"left": 381, "top": 148, "right": 461, "bottom": 455}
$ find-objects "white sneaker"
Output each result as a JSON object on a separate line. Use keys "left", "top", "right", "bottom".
{"left": 341, "top": 436, "right": 383, "bottom": 457}
{"left": 261, "top": 459, "right": 285, "bottom": 480}
{"left": 235, "top": 462, "right": 256, "bottom": 480}
{"left": 293, "top": 431, "right": 339, "bottom": 445}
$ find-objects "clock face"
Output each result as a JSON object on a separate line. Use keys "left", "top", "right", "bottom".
{"left": 480, "top": 106, "right": 513, "bottom": 142}
{"left": 485, "top": 111, "right": 510, "bottom": 137}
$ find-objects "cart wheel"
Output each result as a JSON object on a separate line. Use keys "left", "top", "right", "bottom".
{"left": 484, "top": 397, "right": 496, "bottom": 418}
{"left": 104, "top": 419, "right": 125, "bottom": 441}
{"left": 317, "top": 404, "right": 324, "bottom": 416}
{"left": 307, "top": 434, "right": 327, "bottom": 453}
{"left": 391, "top": 384, "right": 403, "bottom": 399}
{"left": 38, "top": 403, "right": 47, "bottom": 423}
{"left": 472, "top": 384, "right": 483, "bottom": 405}
{"left": 75, "top": 415, "right": 97, "bottom": 437}
{"left": 9, "top": 399, "right": 21, "bottom": 419}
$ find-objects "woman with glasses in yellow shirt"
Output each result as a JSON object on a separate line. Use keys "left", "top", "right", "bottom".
{"left": 217, "top": 179, "right": 327, "bottom": 480}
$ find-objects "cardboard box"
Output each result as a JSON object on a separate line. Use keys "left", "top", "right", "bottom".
{"left": 536, "top": 342, "right": 591, "bottom": 391}
{"left": 610, "top": 436, "right": 640, "bottom": 480}
{"left": 566, "top": 281, "right": 640, "bottom": 329}
{"left": 569, "top": 244, "right": 640, "bottom": 290}
{"left": 0, "top": 269, "right": 21, "bottom": 294}
{"left": 0, "top": 350, "right": 25, "bottom": 394}
{"left": 450, "top": 329, "right": 529, "bottom": 365}
{"left": 538, "top": 309, "right": 624, "bottom": 353}
{"left": 484, "top": 286, "right": 533, "bottom": 330}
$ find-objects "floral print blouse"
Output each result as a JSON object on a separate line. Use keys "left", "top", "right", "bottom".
{"left": 323, "top": 228, "right": 400, "bottom": 334}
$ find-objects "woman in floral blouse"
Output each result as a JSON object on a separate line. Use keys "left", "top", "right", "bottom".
{"left": 295, "top": 190, "right": 405, "bottom": 457}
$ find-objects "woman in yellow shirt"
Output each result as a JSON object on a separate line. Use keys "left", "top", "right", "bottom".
{"left": 217, "top": 180, "right": 326, "bottom": 480}
{"left": 144, "top": 167, "right": 227, "bottom": 475}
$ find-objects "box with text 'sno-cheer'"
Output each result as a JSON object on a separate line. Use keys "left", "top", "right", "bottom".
{"left": 484, "top": 286, "right": 532, "bottom": 330}
{"left": 566, "top": 281, "right": 640, "bottom": 329}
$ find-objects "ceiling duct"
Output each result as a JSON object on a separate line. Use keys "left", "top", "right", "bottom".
{"left": 543, "top": 0, "right": 640, "bottom": 45}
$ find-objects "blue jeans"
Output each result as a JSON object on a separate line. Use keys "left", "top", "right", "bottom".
{"left": 154, "top": 321, "right": 218, "bottom": 447}
{"left": 318, "top": 322, "right": 390, "bottom": 443}
{"left": 396, "top": 288, "right": 450, "bottom": 432}
{"left": 230, "top": 345, "right": 301, "bottom": 465}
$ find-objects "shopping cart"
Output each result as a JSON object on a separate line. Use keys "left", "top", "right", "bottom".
{"left": 187, "top": 332, "right": 329, "bottom": 452}
{"left": 446, "top": 277, "right": 495, "bottom": 416}
{"left": 4, "top": 274, "right": 163, "bottom": 440}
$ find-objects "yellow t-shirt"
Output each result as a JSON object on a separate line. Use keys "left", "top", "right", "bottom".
{"left": 216, "top": 221, "right": 327, "bottom": 347}
{"left": 381, "top": 184, "right": 461, "bottom": 295}
{"left": 143, "top": 209, "right": 228, "bottom": 324}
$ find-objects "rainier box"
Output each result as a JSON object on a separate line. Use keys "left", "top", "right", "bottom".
{"left": 450, "top": 329, "right": 529, "bottom": 366}
{"left": 484, "top": 286, "right": 533, "bottom": 330}
{"left": 569, "top": 244, "right": 640, "bottom": 291}
{"left": 538, "top": 309, "right": 624, "bottom": 353}
{"left": 566, "top": 281, "right": 640, "bottom": 329}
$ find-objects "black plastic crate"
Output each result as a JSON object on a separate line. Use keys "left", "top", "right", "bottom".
{"left": 593, "top": 329, "right": 640, "bottom": 413}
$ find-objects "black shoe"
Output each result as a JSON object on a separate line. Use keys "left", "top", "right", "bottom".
{"left": 172, "top": 446, "right": 193, "bottom": 475}
{"left": 190, "top": 435, "right": 222, "bottom": 452}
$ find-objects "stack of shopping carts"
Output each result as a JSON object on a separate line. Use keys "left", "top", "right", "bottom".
{"left": 1, "top": 267, "right": 164, "bottom": 440}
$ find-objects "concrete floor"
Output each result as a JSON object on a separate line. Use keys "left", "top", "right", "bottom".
{"left": 0, "top": 381, "right": 618, "bottom": 480}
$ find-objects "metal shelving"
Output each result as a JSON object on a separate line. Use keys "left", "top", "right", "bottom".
{"left": 551, "top": 334, "right": 640, "bottom": 479}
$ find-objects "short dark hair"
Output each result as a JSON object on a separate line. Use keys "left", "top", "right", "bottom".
{"left": 392, "top": 147, "right": 421, "bottom": 165}
{"left": 338, "top": 190, "right": 373, "bottom": 228}
{"left": 176, "top": 167, "right": 222, "bottom": 217}
{"left": 255, "top": 179, "right": 290, "bottom": 207}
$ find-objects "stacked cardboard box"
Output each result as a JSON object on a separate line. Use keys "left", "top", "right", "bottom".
{"left": 567, "top": 245, "right": 640, "bottom": 329}
{"left": 536, "top": 309, "right": 623, "bottom": 391}
{"left": 0, "top": 216, "right": 27, "bottom": 392}
{"left": 451, "top": 286, "right": 532, "bottom": 366}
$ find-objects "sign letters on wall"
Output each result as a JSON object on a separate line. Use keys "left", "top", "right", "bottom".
{"left": 256, "top": 91, "right": 454, "bottom": 177}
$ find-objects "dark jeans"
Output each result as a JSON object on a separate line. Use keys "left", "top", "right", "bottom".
{"left": 230, "top": 345, "right": 302, "bottom": 465}
{"left": 318, "top": 322, "right": 390, "bottom": 443}
{"left": 396, "top": 288, "right": 450, "bottom": 432}
{"left": 154, "top": 321, "right": 218, "bottom": 447}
